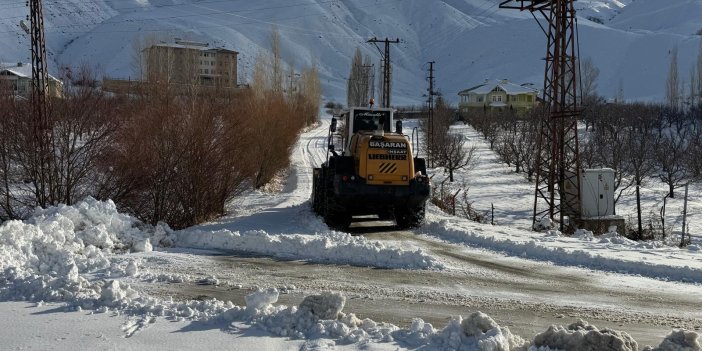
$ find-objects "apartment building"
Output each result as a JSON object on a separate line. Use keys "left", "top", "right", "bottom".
{"left": 142, "top": 39, "right": 238, "bottom": 88}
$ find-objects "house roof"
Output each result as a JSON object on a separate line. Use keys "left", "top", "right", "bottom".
{"left": 0, "top": 62, "right": 61, "bottom": 83}
{"left": 458, "top": 79, "right": 539, "bottom": 96}
{"left": 0, "top": 62, "right": 32, "bottom": 78}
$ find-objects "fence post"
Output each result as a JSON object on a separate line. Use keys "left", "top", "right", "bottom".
{"left": 681, "top": 182, "right": 689, "bottom": 247}
{"left": 491, "top": 203, "right": 495, "bottom": 225}
{"left": 453, "top": 189, "right": 461, "bottom": 216}
{"left": 660, "top": 195, "right": 667, "bottom": 239}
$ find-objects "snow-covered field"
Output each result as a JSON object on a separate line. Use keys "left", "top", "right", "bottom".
{"left": 1, "top": 116, "right": 701, "bottom": 350}
{"left": 1, "top": 0, "right": 701, "bottom": 104}
{"left": 421, "top": 122, "right": 702, "bottom": 284}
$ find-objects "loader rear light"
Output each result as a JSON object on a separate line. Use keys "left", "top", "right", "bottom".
{"left": 342, "top": 175, "right": 349, "bottom": 182}
{"left": 368, "top": 175, "right": 374, "bottom": 180}
{"left": 402, "top": 176, "right": 408, "bottom": 181}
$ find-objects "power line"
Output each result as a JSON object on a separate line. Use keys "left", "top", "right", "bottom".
{"left": 367, "top": 37, "right": 399, "bottom": 108}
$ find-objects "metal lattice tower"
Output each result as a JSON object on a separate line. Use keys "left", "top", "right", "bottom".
{"left": 499, "top": 0, "right": 582, "bottom": 231}
{"left": 28, "top": 0, "right": 49, "bottom": 127}
{"left": 27, "top": 0, "right": 52, "bottom": 206}
{"left": 367, "top": 37, "right": 400, "bottom": 108}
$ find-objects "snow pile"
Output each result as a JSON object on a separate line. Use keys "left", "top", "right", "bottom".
{"left": 216, "top": 290, "right": 398, "bottom": 342}
{"left": 245, "top": 288, "right": 280, "bottom": 310}
{"left": 422, "top": 210, "right": 702, "bottom": 283}
{"left": 219, "top": 290, "right": 529, "bottom": 350}
{"left": 574, "top": 229, "right": 671, "bottom": 249}
{"left": 1, "top": 197, "right": 440, "bottom": 307}
{"left": 420, "top": 312, "right": 527, "bottom": 351}
{"left": 0, "top": 197, "right": 157, "bottom": 302}
{"left": 643, "top": 329, "right": 702, "bottom": 351}
{"left": 529, "top": 319, "right": 638, "bottom": 351}
{"left": 176, "top": 228, "right": 443, "bottom": 270}
{"left": 298, "top": 291, "right": 345, "bottom": 320}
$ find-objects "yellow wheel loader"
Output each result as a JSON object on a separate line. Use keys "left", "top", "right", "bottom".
{"left": 312, "top": 106, "right": 430, "bottom": 230}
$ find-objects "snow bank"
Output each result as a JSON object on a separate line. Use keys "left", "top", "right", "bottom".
{"left": 2, "top": 199, "right": 698, "bottom": 349}
{"left": 529, "top": 319, "right": 638, "bottom": 351}
{"left": 0, "top": 197, "right": 159, "bottom": 302}
{"left": 219, "top": 290, "right": 529, "bottom": 350}
{"left": 0, "top": 197, "right": 440, "bottom": 341}
{"left": 176, "top": 228, "right": 443, "bottom": 270}
{"left": 423, "top": 210, "right": 702, "bottom": 283}
{"left": 1, "top": 197, "right": 439, "bottom": 307}
{"left": 425, "top": 312, "right": 526, "bottom": 351}
{"left": 643, "top": 329, "right": 702, "bottom": 351}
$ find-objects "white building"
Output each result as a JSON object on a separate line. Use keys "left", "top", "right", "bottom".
{"left": 0, "top": 62, "right": 63, "bottom": 98}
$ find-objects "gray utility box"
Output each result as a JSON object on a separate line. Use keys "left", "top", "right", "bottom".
{"left": 580, "top": 168, "right": 615, "bottom": 218}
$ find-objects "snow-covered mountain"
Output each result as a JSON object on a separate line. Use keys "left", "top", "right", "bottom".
{"left": 1, "top": 0, "right": 700, "bottom": 104}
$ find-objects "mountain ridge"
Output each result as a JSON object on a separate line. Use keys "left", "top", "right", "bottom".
{"left": 1, "top": 0, "right": 700, "bottom": 104}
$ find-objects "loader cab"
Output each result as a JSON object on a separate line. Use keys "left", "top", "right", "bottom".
{"left": 349, "top": 108, "right": 392, "bottom": 134}
{"left": 342, "top": 107, "right": 394, "bottom": 154}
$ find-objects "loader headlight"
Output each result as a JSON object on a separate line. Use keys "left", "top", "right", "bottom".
{"left": 368, "top": 175, "right": 374, "bottom": 180}
{"left": 402, "top": 176, "right": 408, "bottom": 181}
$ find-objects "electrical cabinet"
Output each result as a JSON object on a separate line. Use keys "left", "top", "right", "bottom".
{"left": 580, "top": 168, "right": 615, "bottom": 218}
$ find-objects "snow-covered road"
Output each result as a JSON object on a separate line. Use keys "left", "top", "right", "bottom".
{"left": 1, "top": 116, "right": 701, "bottom": 350}
{"left": 132, "top": 117, "right": 701, "bottom": 346}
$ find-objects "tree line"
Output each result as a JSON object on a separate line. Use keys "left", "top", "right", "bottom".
{"left": 464, "top": 101, "right": 702, "bottom": 239}
{"left": 0, "top": 31, "right": 321, "bottom": 229}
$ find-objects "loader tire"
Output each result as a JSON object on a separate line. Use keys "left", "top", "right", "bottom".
{"left": 324, "top": 198, "right": 350, "bottom": 231}
{"left": 395, "top": 204, "right": 426, "bottom": 229}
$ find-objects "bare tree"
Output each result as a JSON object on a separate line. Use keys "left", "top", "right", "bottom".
{"left": 298, "top": 63, "right": 322, "bottom": 126}
{"left": 666, "top": 46, "right": 680, "bottom": 110}
{"left": 580, "top": 57, "right": 600, "bottom": 103}
{"left": 432, "top": 100, "right": 476, "bottom": 182}
{"left": 688, "top": 127, "right": 702, "bottom": 180}
{"left": 697, "top": 42, "right": 702, "bottom": 108}
{"left": 347, "top": 48, "right": 368, "bottom": 107}
{"left": 0, "top": 66, "right": 121, "bottom": 218}
{"left": 624, "top": 126, "right": 660, "bottom": 239}
{"left": 0, "top": 96, "right": 24, "bottom": 219}
{"left": 690, "top": 65, "right": 699, "bottom": 108}
{"left": 657, "top": 128, "right": 691, "bottom": 198}
{"left": 580, "top": 57, "right": 600, "bottom": 131}
{"left": 49, "top": 67, "right": 121, "bottom": 205}
{"left": 270, "top": 26, "right": 284, "bottom": 92}
{"left": 615, "top": 79, "right": 625, "bottom": 103}
{"left": 593, "top": 109, "right": 631, "bottom": 212}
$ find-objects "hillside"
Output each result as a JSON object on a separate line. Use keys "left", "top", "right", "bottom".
{"left": 1, "top": 0, "right": 700, "bottom": 104}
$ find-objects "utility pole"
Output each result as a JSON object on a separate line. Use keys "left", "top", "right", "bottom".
{"left": 287, "top": 72, "right": 300, "bottom": 95}
{"left": 27, "top": 0, "right": 52, "bottom": 207}
{"left": 426, "top": 61, "right": 436, "bottom": 167}
{"left": 367, "top": 37, "right": 400, "bottom": 108}
{"left": 500, "top": 0, "right": 582, "bottom": 232}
